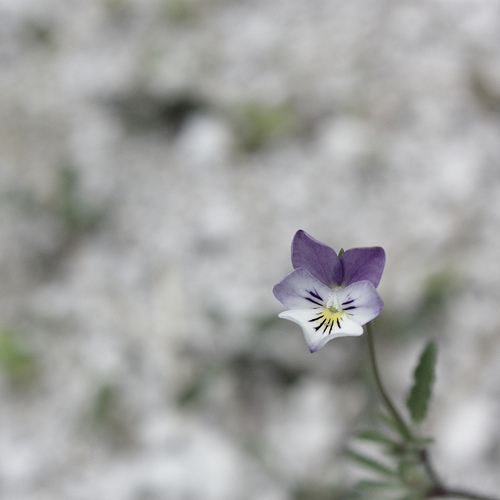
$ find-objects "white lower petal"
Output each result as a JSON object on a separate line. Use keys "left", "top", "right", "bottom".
{"left": 279, "top": 308, "right": 363, "bottom": 352}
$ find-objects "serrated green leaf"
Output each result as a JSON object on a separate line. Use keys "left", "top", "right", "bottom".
{"left": 354, "top": 430, "right": 400, "bottom": 448}
{"left": 406, "top": 342, "right": 437, "bottom": 423}
{"left": 346, "top": 449, "right": 398, "bottom": 477}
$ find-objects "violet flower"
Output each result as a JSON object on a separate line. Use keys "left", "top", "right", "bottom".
{"left": 273, "top": 230, "right": 385, "bottom": 352}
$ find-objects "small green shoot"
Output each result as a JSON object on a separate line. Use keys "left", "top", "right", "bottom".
{"left": 56, "top": 166, "right": 102, "bottom": 233}
{"left": 0, "top": 329, "right": 36, "bottom": 385}
{"left": 233, "top": 101, "right": 297, "bottom": 152}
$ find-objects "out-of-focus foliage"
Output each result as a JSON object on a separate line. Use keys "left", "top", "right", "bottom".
{"left": 0, "top": 328, "right": 37, "bottom": 386}
{"left": 55, "top": 165, "right": 103, "bottom": 234}
{"left": 160, "top": 0, "right": 199, "bottom": 21}
{"left": 88, "top": 382, "right": 134, "bottom": 450}
{"left": 232, "top": 100, "right": 299, "bottom": 152}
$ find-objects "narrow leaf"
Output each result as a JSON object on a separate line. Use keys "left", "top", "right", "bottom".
{"left": 354, "top": 430, "right": 400, "bottom": 448}
{"left": 378, "top": 412, "right": 408, "bottom": 440}
{"left": 406, "top": 341, "right": 437, "bottom": 423}
{"left": 357, "top": 479, "right": 400, "bottom": 490}
{"left": 346, "top": 449, "right": 398, "bottom": 477}
{"left": 412, "top": 436, "right": 434, "bottom": 446}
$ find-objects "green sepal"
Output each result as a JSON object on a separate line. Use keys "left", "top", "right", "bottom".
{"left": 406, "top": 341, "right": 437, "bottom": 423}
{"left": 338, "top": 248, "right": 345, "bottom": 257}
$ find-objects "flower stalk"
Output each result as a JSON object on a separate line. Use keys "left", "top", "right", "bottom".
{"left": 365, "top": 321, "right": 413, "bottom": 441}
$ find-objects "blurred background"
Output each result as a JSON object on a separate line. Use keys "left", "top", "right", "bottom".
{"left": 1, "top": 0, "right": 500, "bottom": 498}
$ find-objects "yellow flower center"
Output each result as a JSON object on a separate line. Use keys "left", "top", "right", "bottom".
{"left": 309, "top": 291, "right": 346, "bottom": 334}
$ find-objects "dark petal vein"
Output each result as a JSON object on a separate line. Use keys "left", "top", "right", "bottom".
{"left": 308, "top": 289, "right": 323, "bottom": 301}
{"left": 315, "top": 318, "right": 327, "bottom": 331}
{"left": 305, "top": 297, "right": 323, "bottom": 306}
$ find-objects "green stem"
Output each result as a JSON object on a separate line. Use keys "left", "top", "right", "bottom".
{"left": 365, "top": 321, "right": 413, "bottom": 441}
{"left": 365, "top": 322, "right": 499, "bottom": 500}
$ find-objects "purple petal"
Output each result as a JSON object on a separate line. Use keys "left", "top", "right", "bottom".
{"left": 340, "top": 247, "right": 385, "bottom": 287}
{"left": 291, "top": 230, "right": 342, "bottom": 287}
{"left": 273, "top": 267, "right": 332, "bottom": 310}
{"left": 337, "top": 280, "right": 384, "bottom": 325}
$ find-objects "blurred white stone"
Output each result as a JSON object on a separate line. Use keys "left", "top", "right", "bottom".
{"left": 317, "top": 116, "right": 373, "bottom": 165}
{"left": 437, "top": 396, "right": 497, "bottom": 467}
{"left": 2, "top": 0, "right": 500, "bottom": 498}
{"left": 177, "top": 113, "right": 233, "bottom": 170}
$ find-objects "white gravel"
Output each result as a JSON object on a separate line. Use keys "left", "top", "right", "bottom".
{"left": 1, "top": 0, "right": 500, "bottom": 498}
